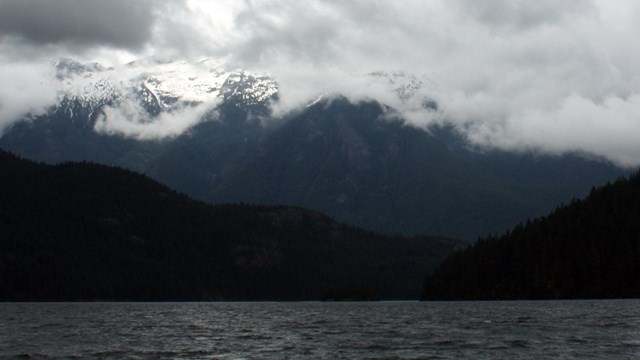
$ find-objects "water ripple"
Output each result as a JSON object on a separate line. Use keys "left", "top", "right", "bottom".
{"left": 1, "top": 300, "right": 640, "bottom": 359}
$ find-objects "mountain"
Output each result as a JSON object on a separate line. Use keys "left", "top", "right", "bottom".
{"left": 209, "top": 98, "right": 518, "bottom": 237}
{"left": 0, "top": 149, "right": 459, "bottom": 301}
{"left": 0, "top": 57, "right": 276, "bottom": 194}
{"left": 0, "top": 58, "right": 630, "bottom": 241}
{"left": 422, "top": 172, "right": 640, "bottom": 300}
{"left": 52, "top": 57, "right": 278, "bottom": 114}
{"left": 206, "top": 98, "right": 628, "bottom": 240}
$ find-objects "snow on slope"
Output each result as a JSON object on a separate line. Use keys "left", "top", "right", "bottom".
{"left": 47, "top": 57, "right": 436, "bottom": 139}
{"left": 53, "top": 58, "right": 435, "bottom": 115}
{"left": 50, "top": 57, "right": 280, "bottom": 139}
{"left": 54, "top": 57, "right": 278, "bottom": 113}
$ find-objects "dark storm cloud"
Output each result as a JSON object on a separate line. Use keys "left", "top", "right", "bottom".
{"left": 0, "top": 0, "right": 157, "bottom": 49}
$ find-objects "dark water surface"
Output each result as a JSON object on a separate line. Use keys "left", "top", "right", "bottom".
{"left": 1, "top": 300, "right": 639, "bottom": 359}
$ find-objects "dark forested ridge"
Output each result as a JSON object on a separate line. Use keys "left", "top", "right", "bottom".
{"left": 0, "top": 150, "right": 459, "bottom": 301}
{"left": 422, "top": 173, "right": 640, "bottom": 300}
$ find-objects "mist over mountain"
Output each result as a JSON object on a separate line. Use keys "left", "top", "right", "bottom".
{"left": 3, "top": 0, "right": 640, "bottom": 167}
{"left": 207, "top": 98, "right": 627, "bottom": 240}
{"left": 0, "top": 58, "right": 629, "bottom": 241}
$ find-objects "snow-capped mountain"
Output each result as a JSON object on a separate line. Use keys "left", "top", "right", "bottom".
{"left": 0, "top": 59, "right": 628, "bottom": 242}
{"left": 368, "top": 71, "right": 439, "bottom": 110}
{"left": 52, "top": 58, "right": 440, "bottom": 123}
{"left": 52, "top": 57, "right": 279, "bottom": 122}
{"left": 39, "top": 57, "right": 444, "bottom": 142}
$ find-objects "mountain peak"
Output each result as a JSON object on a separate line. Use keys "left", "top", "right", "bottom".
{"left": 367, "top": 71, "right": 438, "bottom": 110}
{"left": 53, "top": 58, "right": 107, "bottom": 80}
{"left": 51, "top": 57, "right": 279, "bottom": 121}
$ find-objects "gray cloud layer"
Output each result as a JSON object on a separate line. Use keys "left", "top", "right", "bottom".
{"left": 1, "top": 0, "right": 640, "bottom": 167}
{"left": 0, "top": 0, "right": 158, "bottom": 49}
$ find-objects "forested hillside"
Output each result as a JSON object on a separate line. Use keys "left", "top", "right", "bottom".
{"left": 0, "top": 150, "right": 458, "bottom": 301}
{"left": 422, "top": 174, "right": 640, "bottom": 300}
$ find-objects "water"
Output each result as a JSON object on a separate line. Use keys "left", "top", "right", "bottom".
{"left": 1, "top": 300, "right": 639, "bottom": 359}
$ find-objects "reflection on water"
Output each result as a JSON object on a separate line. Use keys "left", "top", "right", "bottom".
{"left": 1, "top": 300, "right": 639, "bottom": 359}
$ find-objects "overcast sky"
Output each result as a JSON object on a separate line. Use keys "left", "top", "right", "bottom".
{"left": 1, "top": 0, "right": 639, "bottom": 166}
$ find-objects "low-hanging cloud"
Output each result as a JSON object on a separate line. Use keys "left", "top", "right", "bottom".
{"left": 1, "top": 0, "right": 640, "bottom": 167}
{"left": 213, "top": 0, "right": 640, "bottom": 167}
{"left": 94, "top": 99, "right": 220, "bottom": 141}
{"left": 0, "top": 61, "right": 58, "bottom": 134}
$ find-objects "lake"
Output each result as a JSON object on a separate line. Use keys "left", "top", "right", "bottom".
{"left": 1, "top": 300, "right": 639, "bottom": 359}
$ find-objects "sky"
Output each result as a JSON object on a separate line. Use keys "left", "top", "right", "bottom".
{"left": 0, "top": 0, "right": 639, "bottom": 167}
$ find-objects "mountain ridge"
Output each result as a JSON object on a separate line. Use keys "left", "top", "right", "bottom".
{"left": 422, "top": 172, "right": 640, "bottom": 300}
{"left": 0, "top": 59, "right": 631, "bottom": 241}
{"left": 0, "top": 149, "right": 459, "bottom": 301}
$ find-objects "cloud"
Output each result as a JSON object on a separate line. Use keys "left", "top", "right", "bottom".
{"left": 451, "top": 0, "right": 595, "bottom": 31}
{"left": 94, "top": 99, "right": 220, "bottom": 141}
{"left": 218, "top": 0, "right": 640, "bottom": 167}
{"left": 1, "top": 0, "right": 640, "bottom": 167}
{"left": 0, "top": 61, "right": 58, "bottom": 134}
{"left": 0, "top": 0, "right": 166, "bottom": 50}
{"left": 471, "top": 94, "right": 640, "bottom": 167}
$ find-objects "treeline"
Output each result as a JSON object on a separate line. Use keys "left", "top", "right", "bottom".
{"left": 423, "top": 173, "right": 640, "bottom": 300}
{"left": 0, "top": 150, "right": 458, "bottom": 301}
